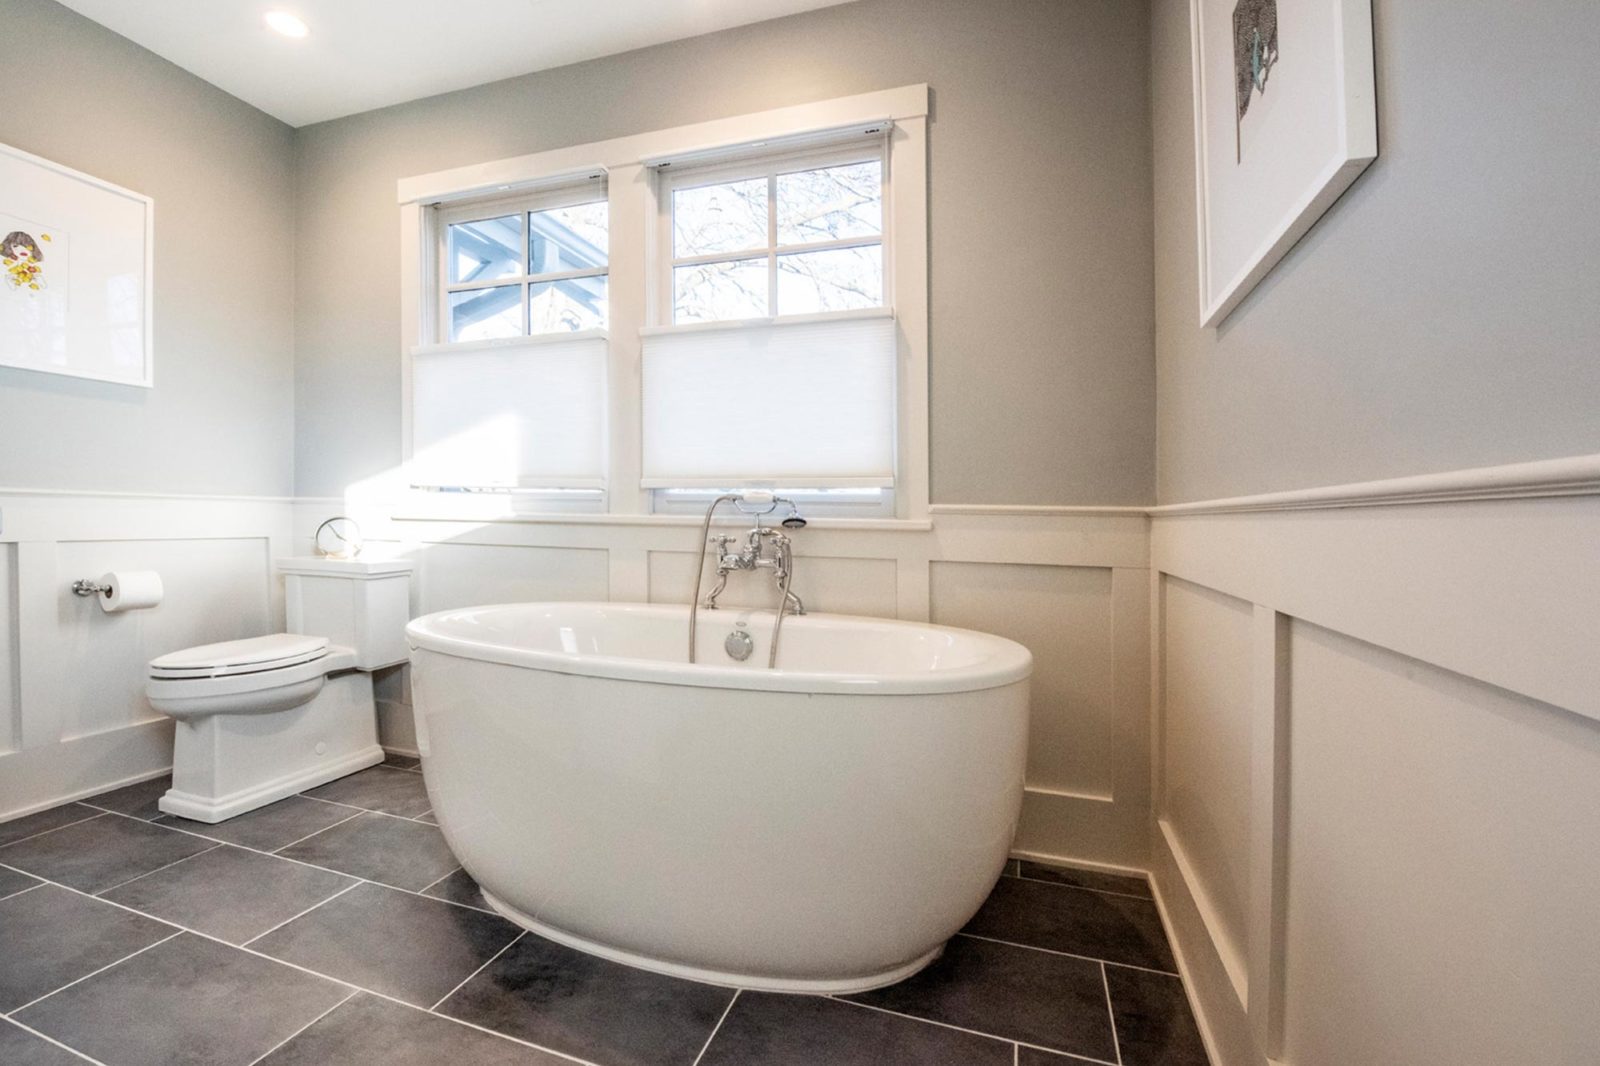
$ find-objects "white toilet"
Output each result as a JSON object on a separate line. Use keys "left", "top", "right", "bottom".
{"left": 147, "top": 556, "right": 414, "bottom": 823}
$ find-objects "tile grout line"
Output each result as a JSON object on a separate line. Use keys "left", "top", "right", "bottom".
{"left": 297, "top": 780, "right": 436, "bottom": 825}
{"left": 13, "top": 873, "right": 374, "bottom": 999}
{"left": 417, "top": 1001, "right": 606, "bottom": 1066}
{"left": 78, "top": 802, "right": 149, "bottom": 819}
{"left": 5, "top": 929, "right": 184, "bottom": 1018}
{"left": 1011, "top": 871, "right": 1156, "bottom": 903}
{"left": 91, "top": 841, "right": 224, "bottom": 897}
{"left": 268, "top": 808, "right": 368, "bottom": 851}
{"left": 428, "top": 931, "right": 525, "bottom": 1012}
{"left": 0, "top": 808, "right": 106, "bottom": 850}
{"left": 690, "top": 988, "right": 740, "bottom": 1066}
{"left": 242, "top": 987, "right": 359, "bottom": 1066}
{"left": 416, "top": 865, "right": 466, "bottom": 896}
{"left": 1099, "top": 962, "right": 1123, "bottom": 1066}
{"left": 298, "top": 792, "right": 437, "bottom": 825}
{"left": 0, "top": 879, "right": 46, "bottom": 904}
{"left": 828, "top": 996, "right": 1118, "bottom": 1066}
{"left": 954, "top": 932, "right": 1180, "bottom": 977}
{"left": 0, "top": 1014, "right": 110, "bottom": 1065}
{"left": 101, "top": 809, "right": 496, "bottom": 917}
{"left": 241, "top": 879, "right": 365, "bottom": 948}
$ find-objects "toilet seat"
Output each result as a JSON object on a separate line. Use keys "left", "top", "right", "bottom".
{"left": 150, "top": 634, "right": 330, "bottom": 681}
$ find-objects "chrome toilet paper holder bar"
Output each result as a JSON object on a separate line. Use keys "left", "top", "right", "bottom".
{"left": 71, "top": 578, "right": 112, "bottom": 597}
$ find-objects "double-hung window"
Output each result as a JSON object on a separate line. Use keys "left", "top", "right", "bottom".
{"left": 401, "top": 86, "right": 929, "bottom": 521}
{"left": 411, "top": 179, "right": 610, "bottom": 495}
{"left": 641, "top": 134, "right": 898, "bottom": 499}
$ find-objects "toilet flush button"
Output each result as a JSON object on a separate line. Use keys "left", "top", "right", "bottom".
{"left": 315, "top": 742, "right": 327, "bottom": 755}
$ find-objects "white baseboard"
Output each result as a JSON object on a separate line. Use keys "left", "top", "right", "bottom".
{"left": 1149, "top": 863, "right": 1235, "bottom": 1066}
{"left": 5, "top": 764, "right": 171, "bottom": 823}
{"left": 1007, "top": 849, "right": 1151, "bottom": 880}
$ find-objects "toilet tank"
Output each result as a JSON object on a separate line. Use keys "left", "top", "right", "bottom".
{"left": 276, "top": 556, "right": 414, "bottom": 670}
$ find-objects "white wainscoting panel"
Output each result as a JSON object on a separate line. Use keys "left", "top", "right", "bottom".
{"left": 647, "top": 550, "right": 899, "bottom": 618}
{"left": 0, "top": 544, "right": 16, "bottom": 755}
{"left": 931, "top": 562, "right": 1115, "bottom": 797}
{"left": 1280, "top": 621, "right": 1600, "bottom": 1066}
{"left": 1147, "top": 461, "right": 1600, "bottom": 1066}
{"left": 0, "top": 491, "right": 295, "bottom": 820}
{"left": 1156, "top": 575, "right": 1253, "bottom": 1004}
{"left": 1150, "top": 496, "right": 1600, "bottom": 722}
{"left": 414, "top": 542, "right": 611, "bottom": 613}
{"left": 53, "top": 538, "right": 272, "bottom": 741}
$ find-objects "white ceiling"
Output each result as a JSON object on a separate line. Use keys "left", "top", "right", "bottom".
{"left": 56, "top": 0, "right": 860, "bottom": 127}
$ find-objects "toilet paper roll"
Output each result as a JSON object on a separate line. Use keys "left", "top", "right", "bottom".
{"left": 98, "top": 571, "right": 163, "bottom": 613}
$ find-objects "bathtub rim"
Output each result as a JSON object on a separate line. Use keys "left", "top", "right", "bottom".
{"left": 404, "top": 601, "right": 1032, "bottom": 696}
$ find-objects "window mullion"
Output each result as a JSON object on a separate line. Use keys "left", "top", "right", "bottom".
{"left": 520, "top": 211, "right": 531, "bottom": 332}
{"left": 446, "top": 266, "right": 608, "bottom": 292}
{"left": 767, "top": 172, "right": 778, "bottom": 316}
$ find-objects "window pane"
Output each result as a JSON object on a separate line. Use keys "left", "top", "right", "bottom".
{"left": 448, "top": 215, "right": 521, "bottom": 284}
{"left": 674, "top": 258, "right": 768, "bottom": 322}
{"left": 529, "top": 201, "right": 608, "bottom": 275}
{"left": 449, "top": 284, "right": 522, "bottom": 341}
{"left": 777, "top": 161, "right": 882, "bottom": 246}
{"left": 673, "top": 178, "right": 768, "bottom": 258}
{"left": 529, "top": 276, "right": 607, "bottom": 333}
{"left": 777, "top": 245, "right": 882, "bottom": 314}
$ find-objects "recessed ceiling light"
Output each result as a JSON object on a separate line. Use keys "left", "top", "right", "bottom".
{"left": 264, "top": 11, "right": 309, "bottom": 38}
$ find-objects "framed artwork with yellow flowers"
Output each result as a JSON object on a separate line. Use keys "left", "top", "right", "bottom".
{"left": 1, "top": 141, "right": 153, "bottom": 387}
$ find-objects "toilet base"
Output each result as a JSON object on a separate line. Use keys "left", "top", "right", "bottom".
{"left": 160, "top": 671, "right": 384, "bottom": 824}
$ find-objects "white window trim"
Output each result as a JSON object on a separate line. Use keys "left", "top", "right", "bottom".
{"left": 397, "top": 84, "right": 930, "bottom": 524}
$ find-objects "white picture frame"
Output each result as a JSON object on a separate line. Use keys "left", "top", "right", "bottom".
{"left": 1190, "top": 0, "right": 1376, "bottom": 326}
{"left": 0, "top": 141, "right": 154, "bottom": 387}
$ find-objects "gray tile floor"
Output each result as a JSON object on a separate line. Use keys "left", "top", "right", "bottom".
{"left": 0, "top": 758, "right": 1208, "bottom": 1065}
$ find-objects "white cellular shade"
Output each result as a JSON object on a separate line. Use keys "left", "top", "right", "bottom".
{"left": 412, "top": 335, "right": 607, "bottom": 488}
{"left": 641, "top": 313, "right": 896, "bottom": 487}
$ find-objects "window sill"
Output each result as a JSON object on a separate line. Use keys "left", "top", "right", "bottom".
{"left": 385, "top": 507, "right": 931, "bottom": 532}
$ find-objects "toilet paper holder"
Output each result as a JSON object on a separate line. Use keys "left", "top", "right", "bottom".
{"left": 71, "top": 571, "right": 164, "bottom": 613}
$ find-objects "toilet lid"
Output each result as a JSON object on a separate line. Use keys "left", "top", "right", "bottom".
{"left": 150, "top": 634, "right": 330, "bottom": 679}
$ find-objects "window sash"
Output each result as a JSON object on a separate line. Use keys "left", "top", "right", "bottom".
{"left": 658, "top": 139, "right": 889, "bottom": 326}
{"left": 435, "top": 182, "right": 610, "bottom": 343}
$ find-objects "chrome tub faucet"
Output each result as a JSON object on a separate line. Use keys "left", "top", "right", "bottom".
{"left": 689, "top": 492, "right": 807, "bottom": 668}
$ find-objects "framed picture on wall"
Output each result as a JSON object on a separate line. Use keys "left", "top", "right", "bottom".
{"left": 0, "top": 141, "right": 153, "bottom": 387}
{"left": 1190, "top": 0, "right": 1377, "bottom": 326}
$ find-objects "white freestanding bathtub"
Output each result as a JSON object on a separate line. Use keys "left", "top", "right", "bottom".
{"left": 405, "top": 601, "right": 1031, "bottom": 993}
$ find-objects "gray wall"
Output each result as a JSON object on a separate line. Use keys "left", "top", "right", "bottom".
{"left": 293, "top": 0, "right": 1155, "bottom": 506}
{"left": 1152, "top": 0, "right": 1600, "bottom": 504}
{"left": 0, "top": 0, "right": 296, "bottom": 496}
